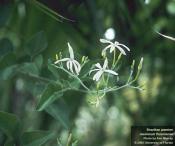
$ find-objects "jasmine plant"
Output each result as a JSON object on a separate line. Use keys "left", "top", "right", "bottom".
{"left": 53, "top": 38, "right": 144, "bottom": 106}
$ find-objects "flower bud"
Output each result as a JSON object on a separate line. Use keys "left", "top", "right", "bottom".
{"left": 81, "top": 56, "right": 85, "bottom": 63}
{"left": 138, "top": 57, "right": 143, "bottom": 70}
{"left": 131, "top": 59, "right": 135, "bottom": 70}
{"left": 55, "top": 54, "right": 59, "bottom": 60}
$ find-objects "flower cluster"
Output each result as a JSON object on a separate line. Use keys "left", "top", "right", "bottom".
{"left": 54, "top": 38, "right": 131, "bottom": 82}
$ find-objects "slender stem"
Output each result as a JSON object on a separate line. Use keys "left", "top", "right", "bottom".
{"left": 113, "top": 53, "right": 122, "bottom": 69}
{"left": 53, "top": 64, "right": 90, "bottom": 91}
{"left": 127, "top": 70, "right": 133, "bottom": 84}
{"left": 19, "top": 71, "right": 55, "bottom": 84}
{"left": 112, "top": 49, "right": 116, "bottom": 66}
{"left": 106, "top": 52, "right": 121, "bottom": 86}
{"left": 129, "top": 69, "right": 141, "bottom": 84}
{"left": 45, "top": 64, "right": 142, "bottom": 96}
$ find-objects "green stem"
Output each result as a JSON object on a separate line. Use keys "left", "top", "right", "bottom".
{"left": 53, "top": 64, "right": 90, "bottom": 91}
{"left": 19, "top": 71, "right": 55, "bottom": 84}
{"left": 113, "top": 53, "right": 122, "bottom": 69}
{"left": 112, "top": 49, "right": 116, "bottom": 66}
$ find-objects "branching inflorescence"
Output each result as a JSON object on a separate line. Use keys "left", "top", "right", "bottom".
{"left": 54, "top": 38, "right": 144, "bottom": 107}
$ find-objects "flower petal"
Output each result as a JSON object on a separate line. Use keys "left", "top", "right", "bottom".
{"left": 72, "top": 61, "right": 80, "bottom": 75}
{"left": 103, "top": 58, "right": 108, "bottom": 69}
{"left": 89, "top": 69, "right": 100, "bottom": 75}
{"left": 104, "top": 69, "right": 118, "bottom": 76}
{"left": 102, "top": 45, "right": 111, "bottom": 56}
{"left": 95, "top": 63, "right": 102, "bottom": 69}
{"left": 69, "top": 61, "right": 74, "bottom": 73}
{"left": 103, "top": 45, "right": 111, "bottom": 52}
{"left": 73, "top": 60, "right": 81, "bottom": 73}
{"left": 110, "top": 45, "right": 115, "bottom": 53}
{"left": 115, "top": 45, "right": 126, "bottom": 55}
{"left": 68, "top": 42, "right": 74, "bottom": 59}
{"left": 54, "top": 58, "right": 69, "bottom": 64}
{"left": 100, "top": 38, "right": 112, "bottom": 44}
{"left": 66, "top": 61, "right": 70, "bottom": 70}
{"left": 73, "top": 63, "right": 79, "bottom": 75}
{"left": 118, "top": 43, "right": 130, "bottom": 51}
{"left": 93, "top": 70, "right": 103, "bottom": 81}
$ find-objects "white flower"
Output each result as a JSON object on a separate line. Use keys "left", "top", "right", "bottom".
{"left": 54, "top": 42, "right": 81, "bottom": 75}
{"left": 89, "top": 58, "right": 118, "bottom": 81}
{"left": 100, "top": 38, "right": 130, "bottom": 56}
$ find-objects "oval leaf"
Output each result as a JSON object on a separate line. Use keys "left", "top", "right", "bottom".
{"left": 0, "top": 111, "right": 21, "bottom": 138}
{"left": 46, "top": 101, "right": 70, "bottom": 129}
{"left": 21, "top": 130, "right": 54, "bottom": 146}
{"left": 36, "top": 83, "right": 63, "bottom": 111}
{"left": 25, "top": 31, "right": 48, "bottom": 57}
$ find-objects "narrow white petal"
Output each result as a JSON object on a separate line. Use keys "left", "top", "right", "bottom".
{"left": 105, "top": 69, "right": 118, "bottom": 75}
{"left": 68, "top": 42, "right": 74, "bottom": 59}
{"left": 69, "top": 61, "right": 74, "bottom": 73}
{"left": 100, "top": 38, "right": 111, "bottom": 44}
{"left": 103, "top": 45, "right": 111, "bottom": 52}
{"left": 73, "top": 60, "right": 81, "bottom": 72}
{"left": 73, "top": 63, "right": 79, "bottom": 75}
{"left": 93, "top": 70, "right": 103, "bottom": 81}
{"left": 72, "top": 61, "right": 80, "bottom": 75}
{"left": 95, "top": 63, "right": 102, "bottom": 69}
{"left": 116, "top": 45, "right": 126, "bottom": 55}
{"left": 110, "top": 45, "right": 115, "bottom": 53}
{"left": 66, "top": 61, "right": 70, "bottom": 70}
{"left": 54, "top": 58, "right": 69, "bottom": 64}
{"left": 103, "top": 58, "right": 108, "bottom": 69}
{"left": 95, "top": 70, "right": 103, "bottom": 81}
{"left": 89, "top": 69, "right": 100, "bottom": 75}
{"left": 119, "top": 43, "right": 130, "bottom": 51}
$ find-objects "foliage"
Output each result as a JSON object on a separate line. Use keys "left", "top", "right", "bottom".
{"left": 0, "top": 0, "right": 175, "bottom": 146}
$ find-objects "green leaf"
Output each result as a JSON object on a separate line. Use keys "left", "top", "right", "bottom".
{"left": 0, "top": 65, "right": 18, "bottom": 80}
{"left": 0, "top": 111, "right": 21, "bottom": 138}
{"left": 19, "top": 62, "right": 39, "bottom": 75}
{"left": 72, "top": 140, "right": 78, "bottom": 146}
{"left": 46, "top": 102, "right": 70, "bottom": 129}
{"left": 36, "top": 83, "right": 63, "bottom": 111}
{"left": 21, "top": 130, "right": 54, "bottom": 146}
{"left": 0, "top": 38, "right": 13, "bottom": 58}
{"left": 0, "top": 52, "right": 16, "bottom": 69}
{"left": 25, "top": 31, "right": 48, "bottom": 57}
{"left": 30, "top": 0, "right": 73, "bottom": 22}
{"left": 34, "top": 55, "right": 43, "bottom": 70}
{"left": 48, "top": 63, "right": 60, "bottom": 79}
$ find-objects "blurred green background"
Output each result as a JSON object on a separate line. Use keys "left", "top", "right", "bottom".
{"left": 0, "top": 0, "right": 175, "bottom": 146}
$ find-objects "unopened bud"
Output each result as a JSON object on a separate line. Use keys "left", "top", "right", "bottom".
{"left": 82, "top": 56, "right": 85, "bottom": 63}
{"left": 102, "top": 51, "right": 106, "bottom": 58}
{"left": 59, "top": 52, "right": 62, "bottom": 59}
{"left": 138, "top": 57, "right": 143, "bottom": 70}
{"left": 56, "top": 54, "right": 59, "bottom": 60}
{"left": 131, "top": 60, "right": 135, "bottom": 70}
